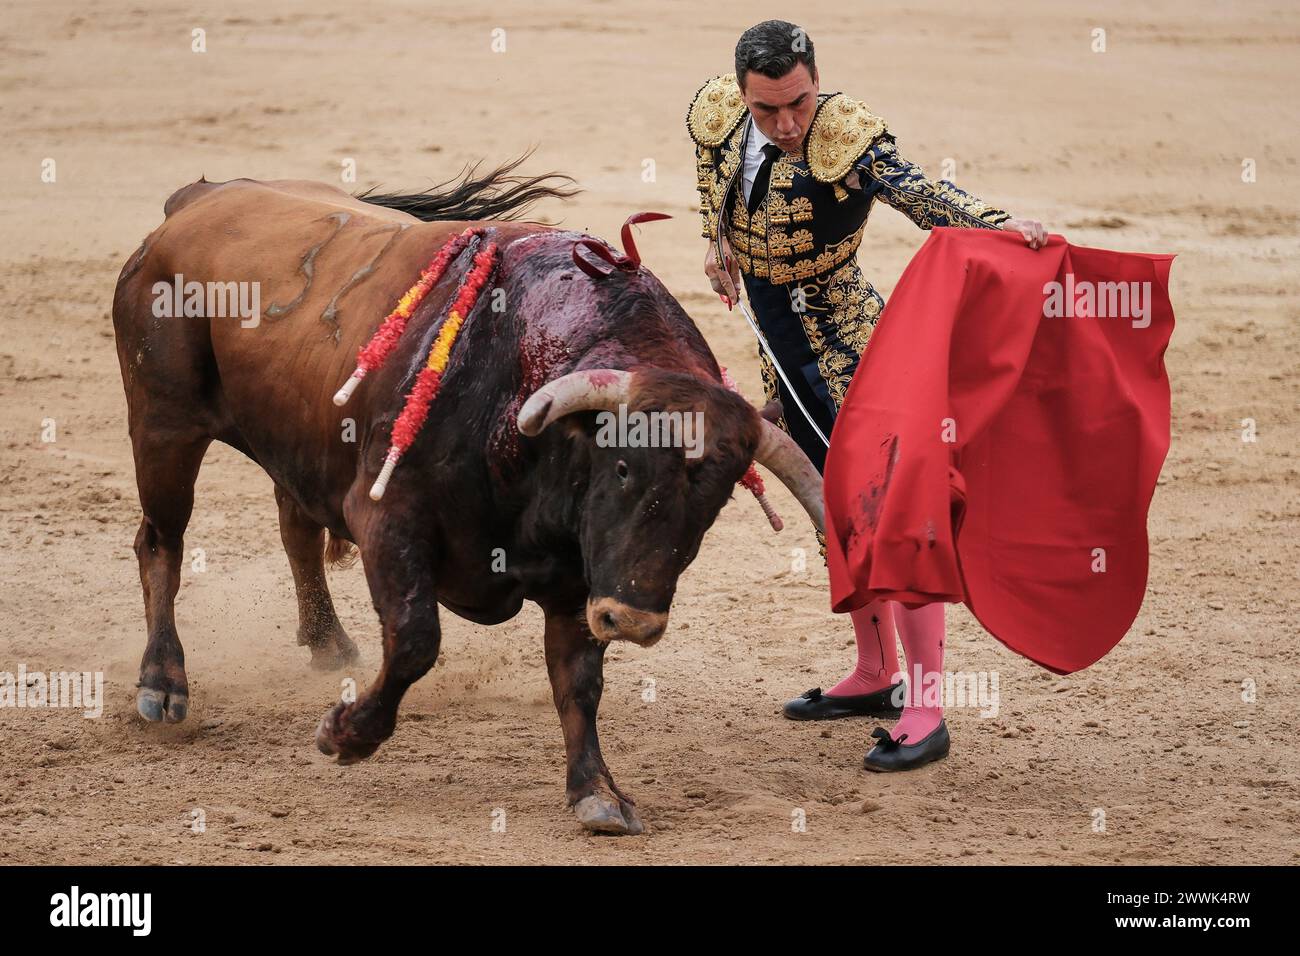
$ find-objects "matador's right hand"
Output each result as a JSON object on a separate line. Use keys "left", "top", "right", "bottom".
{"left": 704, "top": 238, "right": 740, "bottom": 308}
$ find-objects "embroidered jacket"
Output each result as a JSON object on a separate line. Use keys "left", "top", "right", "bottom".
{"left": 687, "top": 72, "right": 1011, "bottom": 474}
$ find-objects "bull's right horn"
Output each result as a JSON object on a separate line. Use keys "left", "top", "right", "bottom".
{"left": 517, "top": 369, "right": 633, "bottom": 436}
{"left": 753, "top": 420, "right": 825, "bottom": 534}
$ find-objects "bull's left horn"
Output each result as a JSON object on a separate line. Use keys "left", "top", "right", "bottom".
{"left": 753, "top": 420, "right": 825, "bottom": 534}
{"left": 517, "top": 369, "right": 632, "bottom": 436}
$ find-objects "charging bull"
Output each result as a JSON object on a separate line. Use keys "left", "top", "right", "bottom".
{"left": 111, "top": 163, "right": 823, "bottom": 835}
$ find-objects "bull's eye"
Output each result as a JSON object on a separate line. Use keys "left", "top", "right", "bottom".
{"left": 615, "top": 459, "right": 629, "bottom": 485}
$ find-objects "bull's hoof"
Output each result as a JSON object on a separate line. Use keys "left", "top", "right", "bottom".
{"left": 303, "top": 625, "right": 361, "bottom": 672}
{"left": 136, "top": 687, "right": 188, "bottom": 723}
{"left": 308, "top": 638, "right": 361, "bottom": 672}
{"left": 314, "top": 702, "right": 379, "bottom": 766}
{"left": 574, "top": 792, "right": 644, "bottom": 836}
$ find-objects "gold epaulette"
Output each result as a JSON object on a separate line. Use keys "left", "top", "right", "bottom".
{"left": 805, "top": 93, "right": 888, "bottom": 184}
{"left": 687, "top": 73, "right": 747, "bottom": 147}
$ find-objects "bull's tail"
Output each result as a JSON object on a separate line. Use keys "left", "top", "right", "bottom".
{"left": 355, "top": 150, "right": 579, "bottom": 222}
{"left": 324, "top": 532, "right": 359, "bottom": 570}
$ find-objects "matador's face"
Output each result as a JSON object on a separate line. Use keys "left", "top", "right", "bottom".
{"left": 739, "top": 62, "right": 820, "bottom": 154}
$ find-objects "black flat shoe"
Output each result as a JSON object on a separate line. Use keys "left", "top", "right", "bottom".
{"left": 782, "top": 684, "right": 905, "bottom": 721}
{"left": 862, "top": 721, "right": 950, "bottom": 772}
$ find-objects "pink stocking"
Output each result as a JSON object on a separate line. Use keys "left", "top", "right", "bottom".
{"left": 826, "top": 600, "right": 900, "bottom": 697}
{"left": 891, "top": 602, "right": 946, "bottom": 742}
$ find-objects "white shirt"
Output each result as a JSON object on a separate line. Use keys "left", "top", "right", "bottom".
{"left": 741, "top": 115, "right": 777, "bottom": 205}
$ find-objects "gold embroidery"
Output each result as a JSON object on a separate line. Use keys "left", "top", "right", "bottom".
{"left": 726, "top": 179, "right": 867, "bottom": 283}
{"left": 766, "top": 222, "right": 867, "bottom": 284}
{"left": 806, "top": 93, "right": 888, "bottom": 184}
{"left": 695, "top": 122, "right": 747, "bottom": 238}
{"left": 764, "top": 190, "right": 791, "bottom": 225}
{"left": 695, "top": 145, "right": 716, "bottom": 237}
{"left": 860, "top": 138, "right": 1010, "bottom": 229}
{"left": 756, "top": 349, "right": 787, "bottom": 431}
{"left": 718, "top": 131, "right": 743, "bottom": 180}
{"left": 687, "top": 73, "right": 747, "bottom": 147}
{"left": 769, "top": 157, "right": 796, "bottom": 190}
{"left": 789, "top": 260, "right": 884, "bottom": 409}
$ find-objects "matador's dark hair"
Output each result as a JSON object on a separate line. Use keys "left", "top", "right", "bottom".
{"left": 734, "top": 20, "right": 816, "bottom": 90}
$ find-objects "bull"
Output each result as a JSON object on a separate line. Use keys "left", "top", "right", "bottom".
{"left": 111, "top": 163, "right": 823, "bottom": 835}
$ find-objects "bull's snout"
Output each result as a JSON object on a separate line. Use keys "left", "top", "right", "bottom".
{"left": 586, "top": 597, "right": 668, "bottom": 646}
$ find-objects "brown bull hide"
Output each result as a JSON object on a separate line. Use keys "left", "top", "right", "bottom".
{"left": 112, "top": 172, "right": 821, "bottom": 836}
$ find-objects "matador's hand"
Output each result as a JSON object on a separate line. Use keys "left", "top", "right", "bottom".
{"left": 704, "top": 238, "right": 740, "bottom": 308}
{"left": 1002, "top": 218, "right": 1048, "bottom": 250}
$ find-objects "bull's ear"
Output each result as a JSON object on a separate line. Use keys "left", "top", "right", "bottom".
{"left": 560, "top": 412, "right": 597, "bottom": 441}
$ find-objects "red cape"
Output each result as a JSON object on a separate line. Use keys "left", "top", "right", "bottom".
{"left": 824, "top": 229, "right": 1174, "bottom": 674}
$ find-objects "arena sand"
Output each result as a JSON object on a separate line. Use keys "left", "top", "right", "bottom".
{"left": 0, "top": 0, "right": 1296, "bottom": 863}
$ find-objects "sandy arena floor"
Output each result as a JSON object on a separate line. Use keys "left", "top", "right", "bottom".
{"left": 0, "top": 0, "right": 1296, "bottom": 863}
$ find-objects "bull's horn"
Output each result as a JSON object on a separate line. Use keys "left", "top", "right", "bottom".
{"left": 517, "top": 369, "right": 633, "bottom": 436}
{"left": 753, "top": 420, "right": 825, "bottom": 534}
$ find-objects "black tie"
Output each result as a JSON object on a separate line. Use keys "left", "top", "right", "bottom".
{"left": 747, "top": 143, "right": 782, "bottom": 214}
